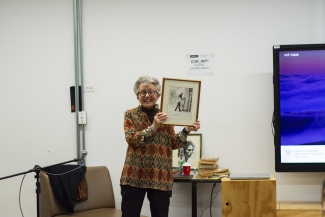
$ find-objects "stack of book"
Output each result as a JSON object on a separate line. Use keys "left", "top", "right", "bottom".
{"left": 211, "top": 167, "right": 230, "bottom": 177}
{"left": 199, "top": 156, "right": 219, "bottom": 169}
{"left": 197, "top": 156, "right": 230, "bottom": 178}
{"left": 198, "top": 156, "right": 219, "bottom": 177}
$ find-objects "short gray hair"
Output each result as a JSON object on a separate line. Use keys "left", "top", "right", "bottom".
{"left": 133, "top": 75, "right": 161, "bottom": 97}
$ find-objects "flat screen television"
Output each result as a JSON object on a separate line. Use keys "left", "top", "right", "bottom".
{"left": 273, "top": 43, "right": 325, "bottom": 172}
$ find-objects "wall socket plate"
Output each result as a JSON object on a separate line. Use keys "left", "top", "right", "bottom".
{"left": 84, "top": 84, "right": 95, "bottom": 92}
{"left": 78, "top": 111, "right": 87, "bottom": 124}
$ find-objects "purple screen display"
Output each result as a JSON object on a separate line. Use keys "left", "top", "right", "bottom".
{"left": 280, "top": 50, "right": 325, "bottom": 145}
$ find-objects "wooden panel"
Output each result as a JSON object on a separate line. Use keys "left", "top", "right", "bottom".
{"left": 221, "top": 175, "right": 276, "bottom": 217}
{"left": 277, "top": 210, "right": 324, "bottom": 217}
{"left": 278, "top": 201, "right": 322, "bottom": 211}
{"left": 277, "top": 201, "right": 323, "bottom": 217}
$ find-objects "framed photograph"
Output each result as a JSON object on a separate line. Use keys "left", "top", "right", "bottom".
{"left": 160, "top": 78, "right": 201, "bottom": 126}
{"left": 172, "top": 134, "right": 202, "bottom": 169}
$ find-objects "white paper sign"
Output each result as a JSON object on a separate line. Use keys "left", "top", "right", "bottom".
{"left": 186, "top": 53, "right": 215, "bottom": 76}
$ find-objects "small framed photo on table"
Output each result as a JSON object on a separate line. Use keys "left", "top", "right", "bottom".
{"left": 160, "top": 78, "right": 201, "bottom": 126}
{"left": 172, "top": 134, "right": 202, "bottom": 169}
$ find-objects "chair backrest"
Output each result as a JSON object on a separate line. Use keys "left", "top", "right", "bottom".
{"left": 40, "top": 166, "right": 116, "bottom": 217}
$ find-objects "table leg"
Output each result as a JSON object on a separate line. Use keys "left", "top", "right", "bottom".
{"left": 192, "top": 182, "right": 197, "bottom": 217}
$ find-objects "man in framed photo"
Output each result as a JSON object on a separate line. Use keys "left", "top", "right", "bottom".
{"left": 184, "top": 141, "right": 195, "bottom": 162}
{"left": 181, "top": 98, "right": 186, "bottom": 111}
{"left": 178, "top": 140, "right": 195, "bottom": 163}
{"left": 174, "top": 92, "right": 183, "bottom": 112}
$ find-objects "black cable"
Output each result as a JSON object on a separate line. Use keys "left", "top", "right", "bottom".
{"left": 212, "top": 186, "right": 222, "bottom": 202}
{"left": 199, "top": 177, "right": 222, "bottom": 217}
{"left": 200, "top": 201, "right": 210, "bottom": 217}
{"left": 210, "top": 185, "right": 222, "bottom": 216}
{"left": 36, "top": 164, "right": 82, "bottom": 176}
{"left": 210, "top": 183, "right": 216, "bottom": 217}
{"left": 19, "top": 174, "right": 26, "bottom": 217}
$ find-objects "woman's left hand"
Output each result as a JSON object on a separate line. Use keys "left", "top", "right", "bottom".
{"left": 185, "top": 120, "right": 201, "bottom": 132}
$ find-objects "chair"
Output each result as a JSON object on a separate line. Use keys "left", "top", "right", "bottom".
{"left": 40, "top": 166, "right": 147, "bottom": 217}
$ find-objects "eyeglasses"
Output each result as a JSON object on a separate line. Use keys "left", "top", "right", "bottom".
{"left": 138, "top": 90, "right": 156, "bottom": 97}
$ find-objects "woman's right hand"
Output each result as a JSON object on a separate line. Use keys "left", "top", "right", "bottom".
{"left": 153, "top": 112, "right": 168, "bottom": 130}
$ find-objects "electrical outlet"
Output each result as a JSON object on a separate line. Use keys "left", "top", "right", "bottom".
{"left": 78, "top": 111, "right": 87, "bottom": 124}
{"left": 84, "top": 84, "right": 95, "bottom": 92}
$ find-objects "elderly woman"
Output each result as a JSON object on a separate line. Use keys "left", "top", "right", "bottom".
{"left": 120, "top": 75, "right": 201, "bottom": 217}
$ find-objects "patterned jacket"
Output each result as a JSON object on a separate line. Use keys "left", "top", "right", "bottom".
{"left": 120, "top": 105, "right": 187, "bottom": 191}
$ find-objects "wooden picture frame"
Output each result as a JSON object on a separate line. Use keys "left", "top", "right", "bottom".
{"left": 172, "top": 134, "right": 202, "bottom": 169}
{"left": 160, "top": 78, "right": 201, "bottom": 126}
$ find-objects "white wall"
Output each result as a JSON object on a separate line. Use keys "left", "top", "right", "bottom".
{"left": 0, "top": 0, "right": 324, "bottom": 217}
{"left": 0, "top": 1, "right": 77, "bottom": 217}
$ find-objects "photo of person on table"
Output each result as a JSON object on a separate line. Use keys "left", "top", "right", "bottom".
{"left": 120, "top": 75, "right": 201, "bottom": 217}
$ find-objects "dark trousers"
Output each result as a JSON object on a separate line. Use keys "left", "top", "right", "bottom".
{"left": 120, "top": 185, "right": 172, "bottom": 217}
